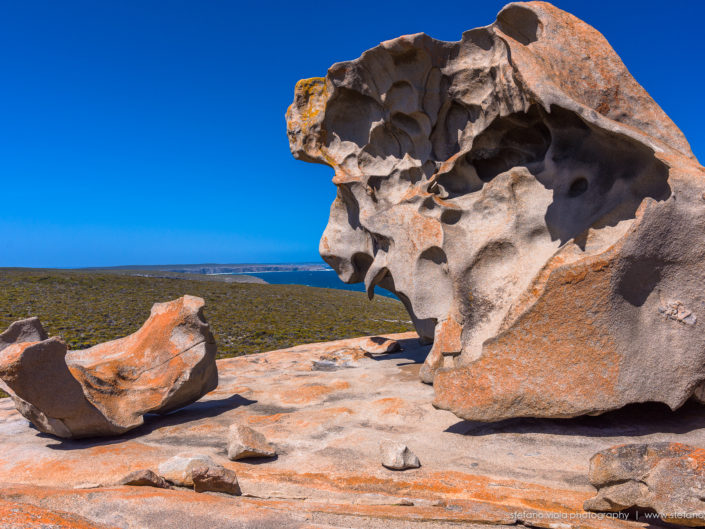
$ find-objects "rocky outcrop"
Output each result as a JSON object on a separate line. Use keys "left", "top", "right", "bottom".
{"left": 0, "top": 296, "right": 218, "bottom": 438}
{"left": 585, "top": 443, "right": 705, "bottom": 526}
{"left": 287, "top": 1, "right": 705, "bottom": 421}
{"left": 2, "top": 333, "right": 678, "bottom": 528}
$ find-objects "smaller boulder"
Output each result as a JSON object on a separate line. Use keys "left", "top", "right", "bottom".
{"left": 227, "top": 424, "right": 276, "bottom": 461}
{"left": 118, "top": 469, "right": 171, "bottom": 489}
{"left": 158, "top": 453, "right": 217, "bottom": 487}
{"left": 585, "top": 442, "right": 705, "bottom": 526}
{"left": 0, "top": 317, "right": 48, "bottom": 400}
{"left": 380, "top": 440, "right": 421, "bottom": 470}
{"left": 0, "top": 317, "right": 47, "bottom": 351}
{"left": 360, "top": 337, "right": 401, "bottom": 355}
{"left": 192, "top": 465, "right": 241, "bottom": 495}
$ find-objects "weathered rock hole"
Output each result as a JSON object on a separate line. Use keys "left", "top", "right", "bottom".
{"left": 466, "top": 105, "right": 551, "bottom": 183}
{"left": 419, "top": 246, "right": 447, "bottom": 265}
{"left": 350, "top": 253, "right": 374, "bottom": 283}
{"left": 440, "top": 209, "right": 462, "bottom": 225}
{"left": 568, "top": 177, "right": 589, "bottom": 198}
{"left": 323, "top": 88, "right": 383, "bottom": 148}
{"left": 496, "top": 4, "right": 542, "bottom": 45}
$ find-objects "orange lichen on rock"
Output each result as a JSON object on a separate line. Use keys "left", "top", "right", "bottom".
{"left": 0, "top": 296, "right": 218, "bottom": 438}
{"left": 67, "top": 295, "right": 218, "bottom": 429}
{"left": 278, "top": 380, "right": 350, "bottom": 405}
{"left": 0, "top": 498, "right": 118, "bottom": 529}
{"left": 0, "top": 332, "right": 683, "bottom": 528}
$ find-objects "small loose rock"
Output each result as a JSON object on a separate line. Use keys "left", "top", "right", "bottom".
{"left": 380, "top": 440, "right": 420, "bottom": 470}
{"left": 118, "top": 469, "right": 171, "bottom": 489}
{"left": 158, "top": 453, "right": 217, "bottom": 487}
{"left": 227, "top": 424, "right": 276, "bottom": 461}
{"left": 192, "top": 465, "right": 241, "bottom": 496}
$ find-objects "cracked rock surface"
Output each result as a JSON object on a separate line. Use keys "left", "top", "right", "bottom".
{"left": 287, "top": 1, "right": 705, "bottom": 422}
{"left": 0, "top": 295, "right": 218, "bottom": 438}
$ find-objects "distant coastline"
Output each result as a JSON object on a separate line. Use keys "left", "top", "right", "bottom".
{"left": 81, "top": 263, "right": 332, "bottom": 275}
{"left": 75, "top": 263, "right": 394, "bottom": 298}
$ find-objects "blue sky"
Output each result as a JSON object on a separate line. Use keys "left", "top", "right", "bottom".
{"left": 0, "top": 0, "right": 702, "bottom": 267}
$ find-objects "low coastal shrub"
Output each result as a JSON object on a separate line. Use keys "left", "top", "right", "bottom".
{"left": 0, "top": 269, "right": 414, "bottom": 360}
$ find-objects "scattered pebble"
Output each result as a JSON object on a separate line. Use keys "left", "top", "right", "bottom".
{"left": 118, "top": 469, "right": 171, "bottom": 489}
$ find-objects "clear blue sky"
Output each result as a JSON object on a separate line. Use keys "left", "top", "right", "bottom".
{"left": 0, "top": 0, "right": 702, "bottom": 267}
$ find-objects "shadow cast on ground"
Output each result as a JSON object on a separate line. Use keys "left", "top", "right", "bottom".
{"left": 41, "top": 393, "right": 256, "bottom": 450}
{"left": 366, "top": 337, "right": 430, "bottom": 365}
{"left": 445, "top": 401, "right": 705, "bottom": 438}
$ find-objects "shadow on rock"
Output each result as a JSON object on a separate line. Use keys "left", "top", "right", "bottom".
{"left": 41, "top": 393, "right": 256, "bottom": 450}
{"left": 228, "top": 454, "right": 279, "bottom": 466}
{"left": 445, "top": 401, "right": 705, "bottom": 438}
{"left": 365, "top": 337, "right": 431, "bottom": 365}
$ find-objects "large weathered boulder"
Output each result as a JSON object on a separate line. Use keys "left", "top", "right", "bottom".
{"left": 585, "top": 443, "right": 705, "bottom": 526}
{"left": 0, "top": 296, "right": 218, "bottom": 438}
{"left": 287, "top": 1, "right": 705, "bottom": 421}
{"left": 67, "top": 295, "right": 218, "bottom": 430}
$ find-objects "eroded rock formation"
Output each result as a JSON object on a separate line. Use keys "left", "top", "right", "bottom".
{"left": 585, "top": 443, "right": 705, "bottom": 526}
{"left": 287, "top": 1, "right": 705, "bottom": 421}
{"left": 0, "top": 295, "right": 218, "bottom": 438}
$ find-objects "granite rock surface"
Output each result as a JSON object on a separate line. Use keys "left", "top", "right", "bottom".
{"left": 1, "top": 332, "right": 704, "bottom": 528}
{"left": 287, "top": 1, "right": 705, "bottom": 422}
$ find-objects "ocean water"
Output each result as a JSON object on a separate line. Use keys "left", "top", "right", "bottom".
{"left": 233, "top": 270, "right": 396, "bottom": 299}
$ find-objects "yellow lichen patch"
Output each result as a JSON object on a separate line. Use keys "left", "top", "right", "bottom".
{"left": 293, "top": 77, "right": 326, "bottom": 121}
